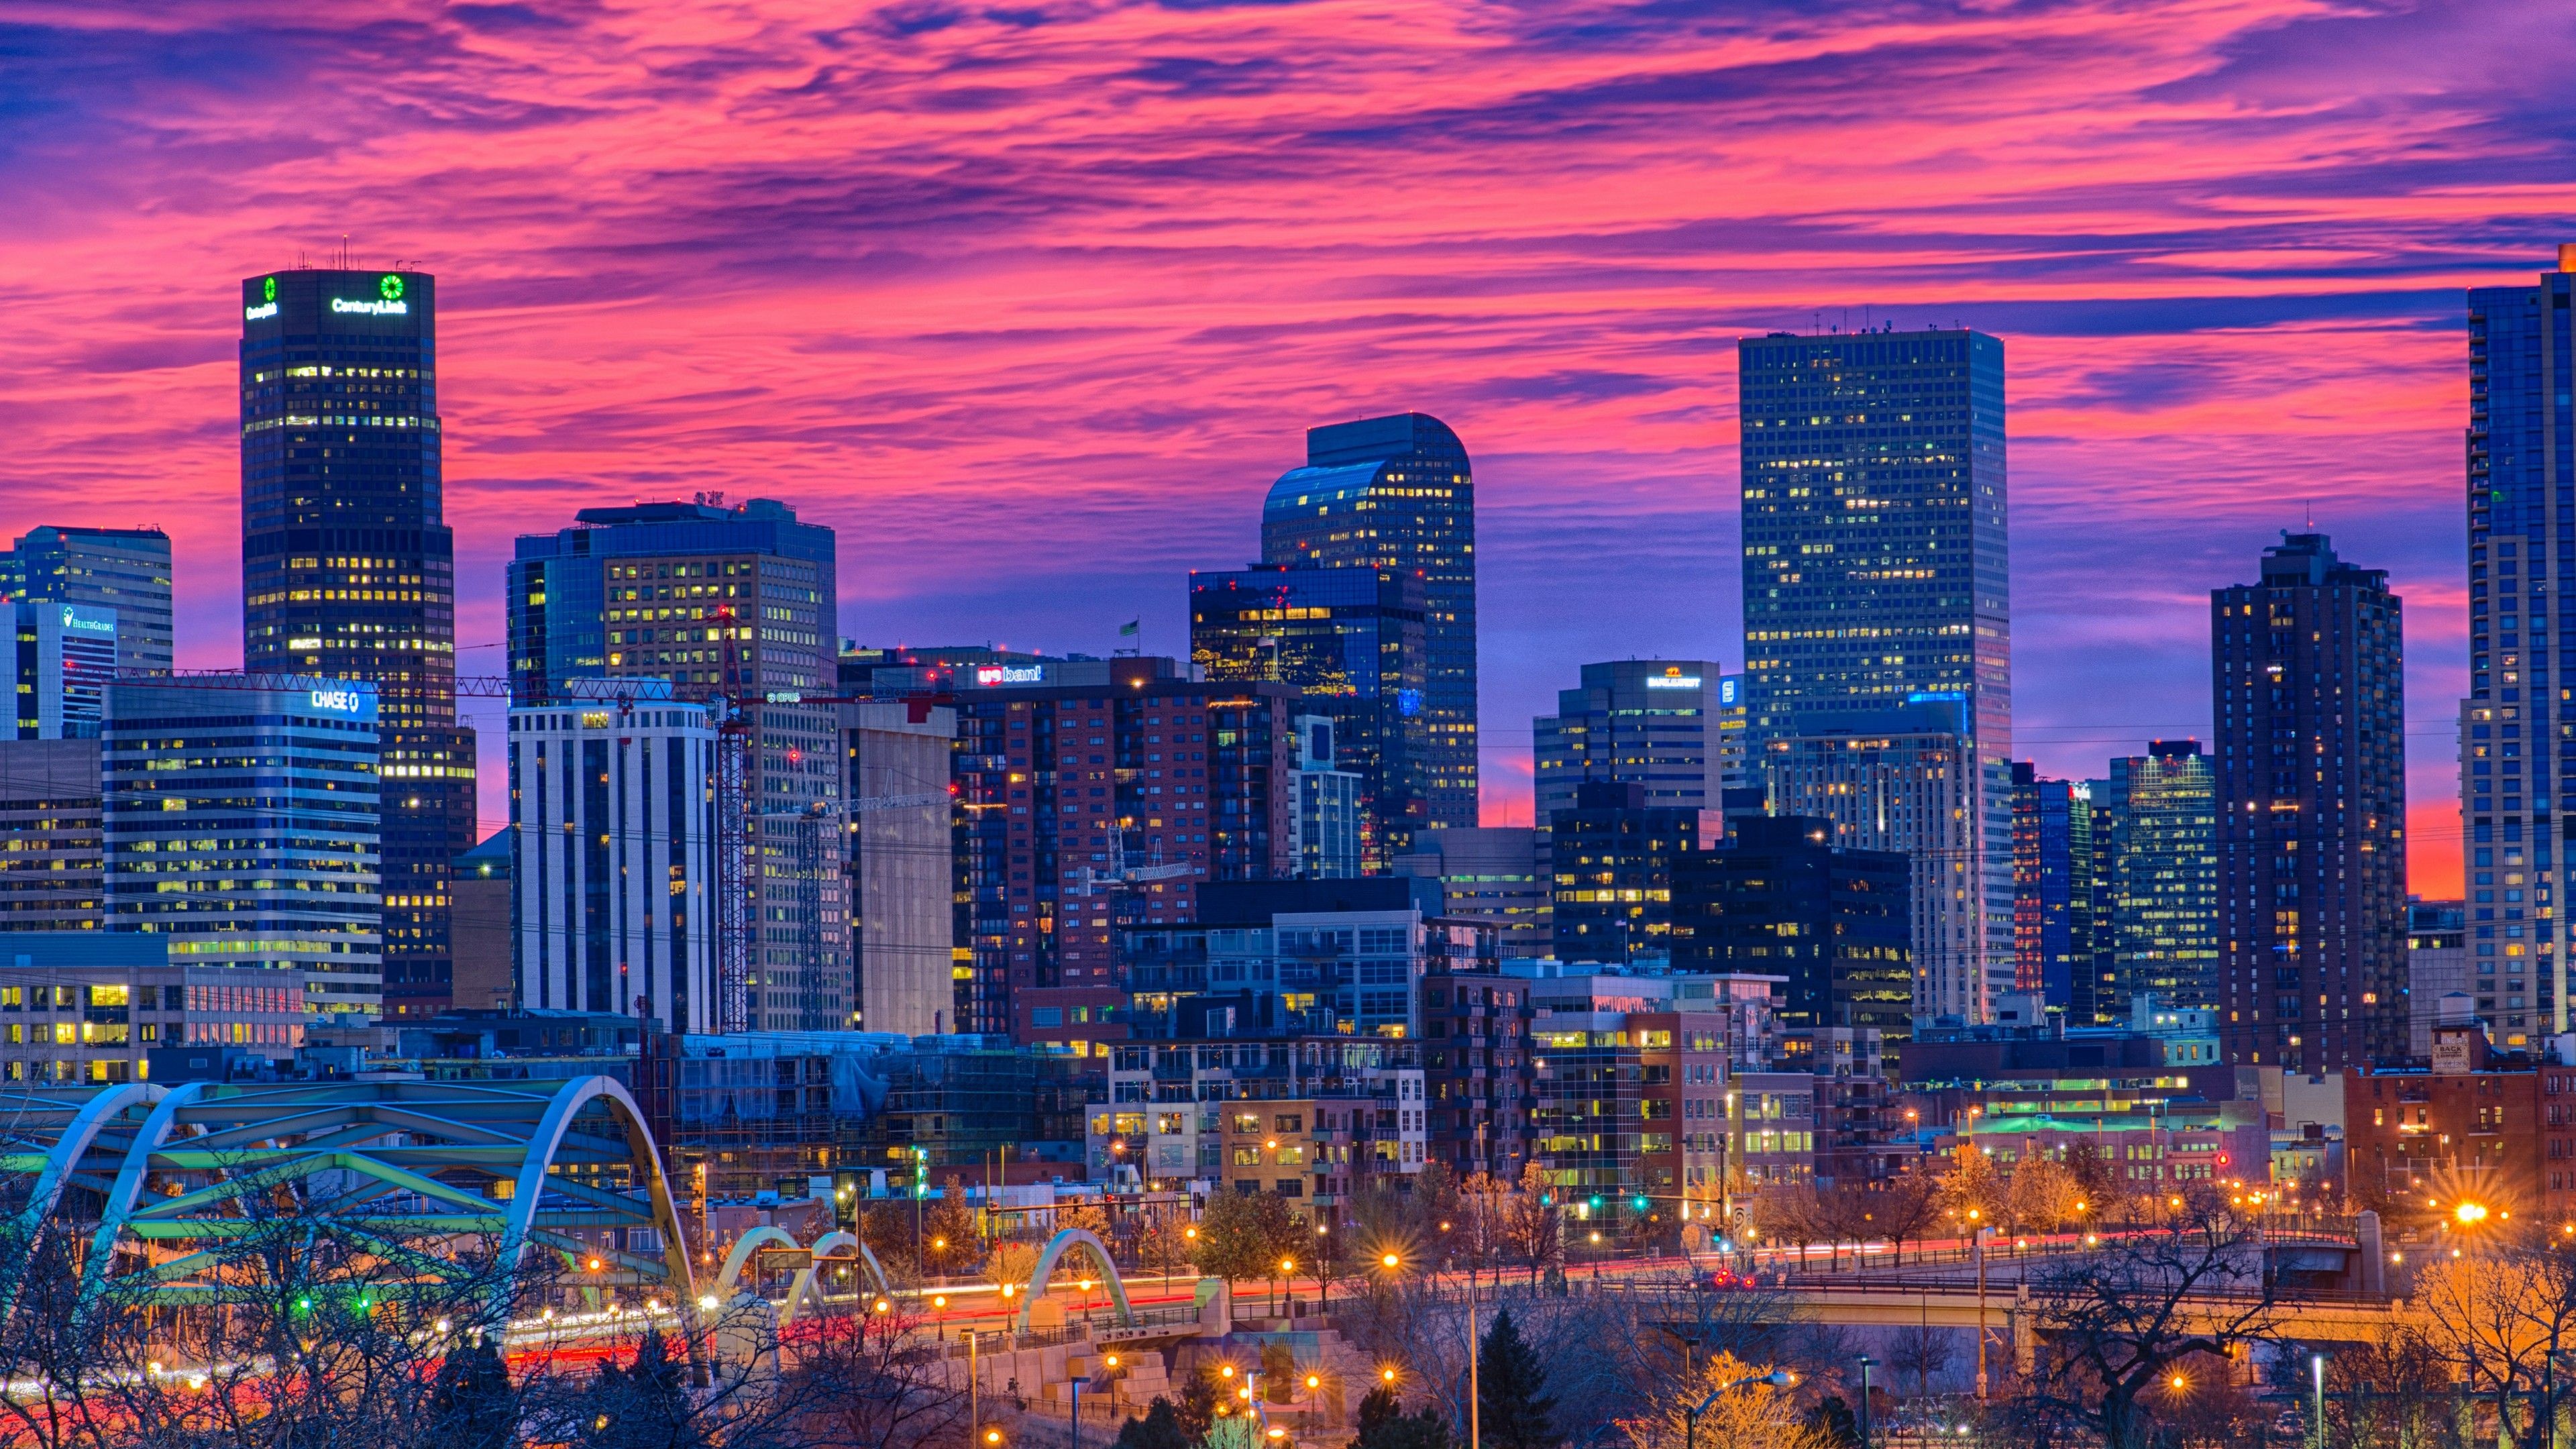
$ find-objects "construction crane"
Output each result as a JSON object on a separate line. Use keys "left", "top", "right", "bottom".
{"left": 1066, "top": 821, "right": 1192, "bottom": 898}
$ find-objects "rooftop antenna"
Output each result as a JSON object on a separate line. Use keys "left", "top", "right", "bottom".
{"left": 2305, "top": 499, "right": 2314, "bottom": 529}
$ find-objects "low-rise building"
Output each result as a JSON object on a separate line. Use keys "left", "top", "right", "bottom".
{"left": 0, "top": 932, "right": 306, "bottom": 1083}
{"left": 1093, "top": 1035, "right": 1425, "bottom": 1203}
{"left": 2343, "top": 1022, "right": 2572, "bottom": 1224}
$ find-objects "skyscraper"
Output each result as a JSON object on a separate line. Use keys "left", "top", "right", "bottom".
{"left": 241, "top": 268, "right": 472, "bottom": 1020}
{"left": 1532, "top": 660, "right": 1726, "bottom": 822}
{"left": 2214, "top": 533, "right": 2407, "bottom": 1070}
{"left": 1672, "top": 814, "right": 1912, "bottom": 1040}
{"left": 2011, "top": 763, "right": 2097, "bottom": 1011}
{"left": 1189, "top": 565, "right": 1429, "bottom": 867}
{"left": 1260, "top": 414, "right": 1477, "bottom": 830}
{"left": 1760, "top": 699, "right": 1996, "bottom": 1019}
{"left": 9, "top": 602, "right": 116, "bottom": 739}
{"left": 104, "top": 677, "right": 382, "bottom": 1014}
{"left": 2104, "top": 741, "right": 2220, "bottom": 1018}
{"left": 1738, "top": 328, "right": 2012, "bottom": 1016}
{"left": 0, "top": 526, "right": 172, "bottom": 675}
{"left": 2459, "top": 248, "right": 2576, "bottom": 1038}
{"left": 508, "top": 498, "right": 843, "bottom": 1032}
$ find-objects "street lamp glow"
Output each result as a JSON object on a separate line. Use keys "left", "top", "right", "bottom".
{"left": 2455, "top": 1201, "right": 2491, "bottom": 1226}
{"left": 1381, "top": 1252, "right": 1400, "bottom": 1269}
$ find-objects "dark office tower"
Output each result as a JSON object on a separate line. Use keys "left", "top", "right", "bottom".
{"left": 2104, "top": 741, "right": 2220, "bottom": 1018}
{"left": 1533, "top": 660, "right": 1725, "bottom": 821}
{"left": 241, "top": 268, "right": 472, "bottom": 1020}
{"left": 1739, "top": 329, "right": 2012, "bottom": 1015}
{"left": 1, "top": 526, "right": 174, "bottom": 675}
{"left": 2011, "top": 763, "right": 2096, "bottom": 1010}
{"left": 1546, "top": 780, "right": 1712, "bottom": 963}
{"left": 1672, "top": 815, "right": 1911, "bottom": 1040}
{"left": 1260, "top": 414, "right": 1477, "bottom": 830}
{"left": 508, "top": 499, "right": 843, "bottom": 1032}
{"left": 2461, "top": 248, "right": 2576, "bottom": 1043}
{"left": 2214, "top": 533, "right": 2408, "bottom": 1071}
{"left": 1190, "top": 565, "right": 1429, "bottom": 867}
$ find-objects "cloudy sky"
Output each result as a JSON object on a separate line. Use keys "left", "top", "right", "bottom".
{"left": 6, "top": 0, "right": 2573, "bottom": 892}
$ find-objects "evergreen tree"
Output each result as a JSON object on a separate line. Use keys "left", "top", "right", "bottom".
{"left": 1114, "top": 1397, "right": 1195, "bottom": 1449}
{"left": 1475, "top": 1307, "right": 1556, "bottom": 1449}
{"left": 429, "top": 1333, "right": 517, "bottom": 1449}
{"left": 1350, "top": 1386, "right": 1456, "bottom": 1449}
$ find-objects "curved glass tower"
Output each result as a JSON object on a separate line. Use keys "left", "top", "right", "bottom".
{"left": 1260, "top": 413, "right": 1477, "bottom": 831}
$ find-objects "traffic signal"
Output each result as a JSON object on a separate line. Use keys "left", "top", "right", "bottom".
{"left": 1589, "top": 1195, "right": 1603, "bottom": 1211}
{"left": 1632, "top": 1195, "right": 1650, "bottom": 1212}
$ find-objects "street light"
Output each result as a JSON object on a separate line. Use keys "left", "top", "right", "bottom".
{"left": 1687, "top": 1371, "right": 1794, "bottom": 1449}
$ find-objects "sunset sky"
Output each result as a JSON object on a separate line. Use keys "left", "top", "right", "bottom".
{"left": 7, "top": 0, "right": 2573, "bottom": 895}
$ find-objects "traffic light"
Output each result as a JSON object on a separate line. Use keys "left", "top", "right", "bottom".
{"left": 1632, "top": 1195, "right": 1650, "bottom": 1213}
{"left": 1589, "top": 1195, "right": 1603, "bottom": 1212}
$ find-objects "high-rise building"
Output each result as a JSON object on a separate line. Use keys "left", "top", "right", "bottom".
{"left": 1260, "top": 413, "right": 1477, "bottom": 830}
{"left": 103, "top": 676, "right": 382, "bottom": 1015}
{"left": 509, "top": 498, "right": 843, "bottom": 1032}
{"left": 1392, "top": 826, "right": 1550, "bottom": 960}
{"left": 507, "top": 687, "right": 718, "bottom": 1033}
{"left": 1290, "top": 715, "right": 1362, "bottom": 879}
{"left": 2011, "top": 763, "right": 2099, "bottom": 1012}
{"left": 1739, "top": 328, "right": 2012, "bottom": 1018}
{"left": 2214, "top": 533, "right": 2408, "bottom": 1069}
{"left": 9, "top": 602, "right": 116, "bottom": 739}
{"left": 2102, "top": 742, "right": 2220, "bottom": 1021}
{"left": 1546, "top": 780, "right": 1713, "bottom": 965}
{"left": 2459, "top": 249, "right": 2576, "bottom": 1036}
{"left": 1717, "top": 674, "right": 1749, "bottom": 794}
{"left": 241, "top": 268, "right": 473, "bottom": 1020}
{"left": 0, "top": 739, "right": 103, "bottom": 932}
{"left": 1189, "top": 566, "right": 1428, "bottom": 866}
{"left": 0, "top": 527, "right": 172, "bottom": 676}
{"left": 1762, "top": 699, "right": 2003, "bottom": 1020}
{"left": 908, "top": 655, "right": 1299, "bottom": 1044}
{"left": 1533, "top": 660, "right": 1725, "bottom": 822}
{"left": 1672, "top": 814, "right": 1912, "bottom": 1042}
{"left": 842, "top": 700, "right": 957, "bottom": 1038}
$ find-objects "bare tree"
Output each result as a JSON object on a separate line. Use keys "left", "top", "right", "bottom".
{"left": 1503, "top": 1164, "right": 1563, "bottom": 1288}
{"left": 1887, "top": 1324, "right": 1953, "bottom": 1400}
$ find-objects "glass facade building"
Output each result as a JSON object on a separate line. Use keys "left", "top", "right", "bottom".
{"left": 239, "top": 268, "right": 472, "bottom": 1019}
{"left": 2213, "top": 533, "right": 2408, "bottom": 1071}
{"left": 1260, "top": 414, "right": 1477, "bottom": 830}
{"left": 1739, "top": 329, "right": 2012, "bottom": 1017}
{"left": 508, "top": 499, "right": 843, "bottom": 1032}
{"left": 2102, "top": 741, "right": 2220, "bottom": 1021}
{"left": 1532, "top": 659, "right": 1725, "bottom": 822}
{"left": 1190, "top": 565, "right": 1428, "bottom": 868}
{"left": 103, "top": 676, "right": 382, "bottom": 1014}
{"left": 2010, "top": 763, "right": 2098, "bottom": 1013}
{"left": 2460, "top": 250, "right": 2576, "bottom": 1038}
{"left": 0, "top": 526, "right": 172, "bottom": 676}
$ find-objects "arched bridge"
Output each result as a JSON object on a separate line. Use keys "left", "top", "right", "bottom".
{"left": 0, "top": 1076, "right": 695, "bottom": 1312}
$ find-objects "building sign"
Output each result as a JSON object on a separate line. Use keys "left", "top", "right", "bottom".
{"left": 973, "top": 664, "right": 1047, "bottom": 686}
{"left": 1719, "top": 676, "right": 1741, "bottom": 706}
{"left": 244, "top": 276, "right": 280, "bottom": 321}
{"left": 1646, "top": 674, "right": 1703, "bottom": 690}
{"left": 331, "top": 297, "right": 409, "bottom": 317}
{"left": 57, "top": 606, "right": 114, "bottom": 636}
{"left": 2431, "top": 1028, "right": 2478, "bottom": 1075}
{"left": 307, "top": 687, "right": 370, "bottom": 716}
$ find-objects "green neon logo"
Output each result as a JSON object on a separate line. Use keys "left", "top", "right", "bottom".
{"left": 263, "top": 276, "right": 277, "bottom": 303}
{"left": 380, "top": 274, "right": 404, "bottom": 301}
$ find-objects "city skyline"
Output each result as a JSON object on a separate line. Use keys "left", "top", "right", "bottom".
{"left": 6, "top": 4, "right": 2571, "bottom": 899}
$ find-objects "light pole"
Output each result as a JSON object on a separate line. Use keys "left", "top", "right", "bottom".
{"left": 1974, "top": 1221, "right": 1990, "bottom": 1399}
{"left": 2311, "top": 1353, "right": 2326, "bottom": 1449}
{"left": 1686, "top": 1371, "right": 1794, "bottom": 1449}
{"left": 1856, "top": 1354, "right": 1874, "bottom": 1449}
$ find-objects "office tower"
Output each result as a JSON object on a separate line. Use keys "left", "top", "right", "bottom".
{"left": 2407, "top": 899, "right": 2469, "bottom": 1056}
{"left": 508, "top": 688, "right": 717, "bottom": 1032}
{"left": 241, "top": 268, "right": 473, "bottom": 1020}
{"left": 104, "top": 677, "right": 382, "bottom": 1015}
{"left": 450, "top": 830, "right": 513, "bottom": 1013}
{"left": 2214, "top": 533, "right": 2408, "bottom": 1069}
{"left": 2011, "top": 763, "right": 2098, "bottom": 1010}
{"left": 1672, "top": 814, "right": 1912, "bottom": 1040}
{"left": 509, "top": 498, "right": 843, "bottom": 1031}
{"left": 2082, "top": 784, "right": 2119, "bottom": 1023}
{"left": 843, "top": 700, "right": 957, "bottom": 1038}
{"left": 1739, "top": 328, "right": 2012, "bottom": 1016}
{"left": 1116, "top": 876, "right": 1452, "bottom": 1040}
{"left": 2461, "top": 248, "right": 2576, "bottom": 1036}
{"left": 10, "top": 602, "right": 116, "bottom": 739}
{"left": 1260, "top": 413, "right": 1477, "bottom": 829}
{"left": 1190, "top": 566, "right": 1428, "bottom": 866}
{"left": 1290, "top": 715, "right": 1362, "bottom": 879}
{"left": 2102, "top": 741, "right": 2220, "bottom": 1020}
{"left": 0, "top": 527, "right": 172, "bottom": 675}
{"left": 1762, "top": 698, "right": 2002, "bottom": 1019}
{"left": 930, "top": 656, "right": 1298, "bottom": 1044}
{"left": 0, "top": 740, "right": 104, "bottom": 932}
{"left": 1533, "top": 660, "right": 1725, "bottom": 822}
{"left": 1392, "top": 826, "right": 1550, "bottom": 959}
{"left": 1717, "top": 674, "right": 1748, "bottom": 793}
{"left": 1547, "top": 780, "right": 1712, "bottom": 964}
